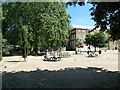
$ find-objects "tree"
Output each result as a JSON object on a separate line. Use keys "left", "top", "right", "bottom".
{"left": 2, "top": 38, "right": 12, "bottom": 55}
{"left": 0, "top": 32, "right": 2, "bottom": 61}
{"left": 85, "top": 31, "right": 108, "bottom": 51}
{"left": 84, "top": 34, "right": 92, "bottom": 46}
{"left": 2, "top": 2, "right": 71, "bottom": 55}
{"left": 67, "top": 1, "right": 120, "bottom": 41}
{"left": 0, "top": 3, "right": 3, "bottom": 60}
{"left": 90, "top": 2, "right": 120, "bottom": 41}
{"left": 38, "top": 2, "right": 71, "bottom": 49}
{"left": 20, "top": 26, "right": 30, "bottom": 61}
{"left": 66, "top": 0, "right": 85, "bottom": 7}
{"left": 75, "top": 39, "right": 83, "bottom": 46}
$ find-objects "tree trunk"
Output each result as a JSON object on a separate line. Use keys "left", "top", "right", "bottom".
{"left": 33, "top": 47, "right": 38, "bottom": 55}
{"left": 33, "top": 39, "right": 39, "bottom": 55}
{"left": 94, "top": 47, "right": 96, "bottom": 52}
{"left": 108, "top": 41, "right": 110, "bottom": 50}
{"left": 24, "top": 57, "right": 26, "bottom": 61}
{"left": 0, "top": 32, "right": 2, "bottom": 61}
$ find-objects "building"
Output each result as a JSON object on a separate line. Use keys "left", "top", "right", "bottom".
{"left": 67, "top": 25, "right": 120, "bottom": 51}
{"left": 67, "top": 25, "right": 98, "bottom": 50}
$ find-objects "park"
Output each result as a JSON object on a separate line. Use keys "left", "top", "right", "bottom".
{"left": 0, "top": 0, "right": 120, "bottom": 88}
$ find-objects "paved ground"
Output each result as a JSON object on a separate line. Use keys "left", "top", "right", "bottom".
{"left": 0, "top": 50, "right": 120, "bottom": 88}
{"left": 0, "top": 50, "right": 119, "bottom": 72}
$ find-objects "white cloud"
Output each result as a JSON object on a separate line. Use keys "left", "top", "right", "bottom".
{"left": 76, "top": 19, "right": 80, "bottom": 22}
{"left": 75, "top": 17, "right": 88, "bottom": 23}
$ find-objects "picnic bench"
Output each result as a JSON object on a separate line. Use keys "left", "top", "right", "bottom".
{"left": 87, "top": 51, "right": 98, "bottom": 57}
{"left": 44, "top": 54, "right": 61, "bottom": 61}
{"left": 59, "top": 52, "right": 71, "bottom": 58}
{"left": 44, "top": 50, "right": 61, "bottom": 61}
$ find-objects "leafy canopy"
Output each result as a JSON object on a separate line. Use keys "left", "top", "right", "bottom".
{"left": 2, "top": 2, "right": 71, "bottom": 52}
{"left": 67, "top": 1, "right": 120, "bottom": 41}
{"left": 85, "top": 31, "right": 108, "bottom": 48}
{"left": 75, "top": 39, "right": 83, "bottom": 46}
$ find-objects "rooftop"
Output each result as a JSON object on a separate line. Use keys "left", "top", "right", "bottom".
{"left": 71, "top": 25, "right": 100, "bottom": 30}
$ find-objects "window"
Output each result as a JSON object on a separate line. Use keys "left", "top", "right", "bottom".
{"left": 70, "top": 36, "right": 72, "bottom": 40}
{"left": 73, "top": 41, "right": 75, "bottom": 45}
{"left": 78, "top": 34, "right": 81, "bottom": 39}
{"left": 82, "top": 35, "right": 85, "bottom": 39}
{"left": 70, "top": 42, "right": 71, "bottom": 46}
{"left": 73, "top": 30, "right": 75, "bottom": 33}
{"left": 74, "top": 34, "right": 75, "bottom": 39}
{"left": 71, "top": 35, "right": 73, "bottom": 40}
{"left": 72, "top": 30, "right": 74, "bottom": 33}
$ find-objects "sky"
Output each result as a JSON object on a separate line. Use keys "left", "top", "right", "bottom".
{"left": 66, "top": 3, "right": 96, "bottom": 27}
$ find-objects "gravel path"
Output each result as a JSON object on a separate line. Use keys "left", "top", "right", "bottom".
{"left": 0, "top": 50, "right": 119, "bottom": 72}
{"left": 0, "top": 50, "right": 119, "bottom": 88}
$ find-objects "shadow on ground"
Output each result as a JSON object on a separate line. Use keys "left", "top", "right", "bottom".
{"left": 2, "top": 67, "right": 120, "bottom": 88}
{"left": 5, "top": 61, "right": 22, "bottom": 63}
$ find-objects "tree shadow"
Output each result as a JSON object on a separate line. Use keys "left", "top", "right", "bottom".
{"left": 5, "top": 61, "right": 22, "bottom": 62}
{"left": 2, "top": 67, "right": 120, "bottom": 88}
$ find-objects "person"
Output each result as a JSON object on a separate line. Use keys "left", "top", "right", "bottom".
{"left": 50, "top": 49, "right": 54, "bottom": 55}
{"left": 44, "top": 49, "right": 52, "bottom": 59}
{"left": 88, "top": 46, "right": 90, "bottom": 49}
{"left": 105, "top": 49, "right": 107, "bottom": 52}
{"left": 58, "top": 48, "right": 61, "bottom": 57}
{"left": 87, "top": 51, "right": 90, "bottom": 56}
{"left": 115, "top": 47, "right": 117, "bottom": 50}
{"left": 88, "top": 46, "right": 91, "bottom": 51}
{"left": 99, "top": 50, "right": 101, "bottom": 54}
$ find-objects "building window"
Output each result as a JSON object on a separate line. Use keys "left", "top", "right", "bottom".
{"left": 72, "top": 30, "right": 74, "bottom": 33}
{"left": 73, "top": 41, "right": 75, "bottom": 45}
{"left": 74, "top": 34, "right": 75, "bottom": 39}
{"left": 74, "top": 30, "right": 75, "bottom": 33}
{"left": 78, "top": 34, "right": 81, "bottom": 39}
{"left": 82, "top": 35, "right": 85, "bottom": 39}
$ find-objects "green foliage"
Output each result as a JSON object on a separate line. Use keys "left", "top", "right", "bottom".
{"left": 85, "top": 31, "right": 108, "bottom": 48}
{"left": 20, "top": 26, "right": 29, "bottom": 60}
{"left": 2, "top": 2, "right": 71, "bottom": 56}
{"left": 2, "top": 38, "right": 12, "bottom": 55}
{"left": 90, "top": 2, "right": 120, "bottom": 41}
{"left": 0, "top": 32, "right": 2, "bottom": 60}
{"left": 66, "top": 1, "right": 85, "bottom": 6}
{"left": 84, "top": 34, "right": 92, "bottom": 46}
{"left": 0, "top": 3, "right": 2, "bottom": 60}
{"left": 75, "top": 39, "right": 83, "bottom": 46}
{"left": 67, "top": 1, "right": 120, "bottom": 41}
